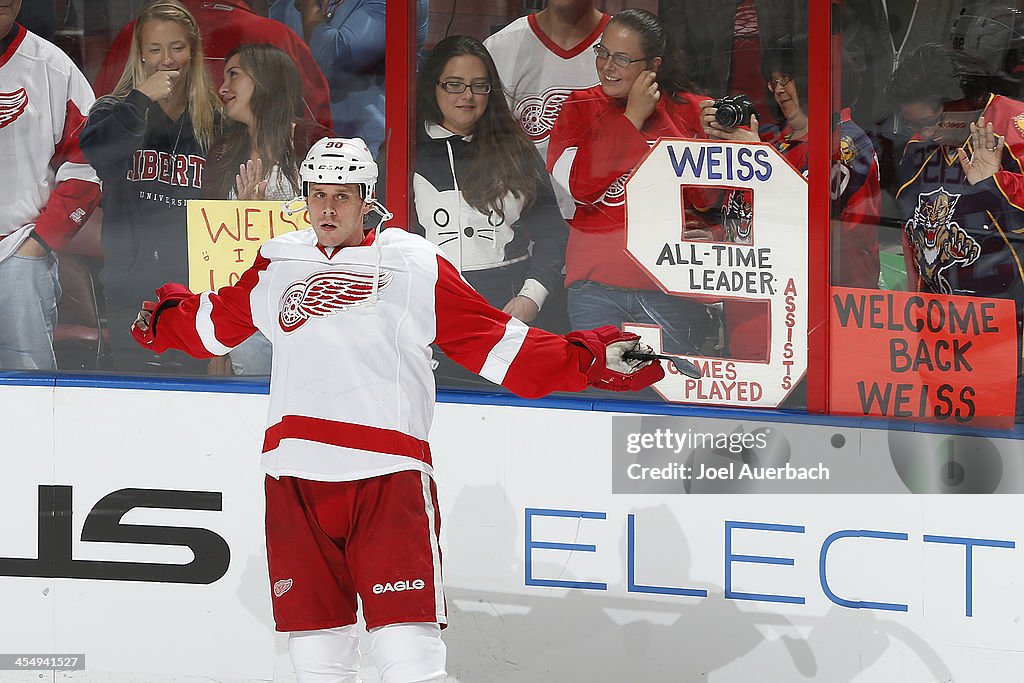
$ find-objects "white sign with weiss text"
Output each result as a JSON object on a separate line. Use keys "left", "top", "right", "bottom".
{"left": 625, "top": 139, "right": 808, "bottom": 408}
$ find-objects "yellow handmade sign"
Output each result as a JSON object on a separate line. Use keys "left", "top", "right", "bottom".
{"left": 186, "top": 200, "right": 309, "bottom": 292}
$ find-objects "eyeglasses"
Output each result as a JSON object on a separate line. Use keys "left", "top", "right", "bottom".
{"left": 766, "top": 75, "right": 793, "bottom": 91}
{"left": 436, "top": 81, "right": 492, "bottom": 95}
{"left": 593, "top": 44, "right": 649, "bottom": 68}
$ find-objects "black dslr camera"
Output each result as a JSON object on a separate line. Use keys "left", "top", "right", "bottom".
{"left": 712, "top": 94, "right": 757, "bottom": 128}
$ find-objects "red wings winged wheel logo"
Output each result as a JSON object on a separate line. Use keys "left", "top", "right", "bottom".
{"left": 0, "top": 89, "right": 29, "bottom": 130}
{"left": 279, "top": 269, "right": 393, "bottom": 333}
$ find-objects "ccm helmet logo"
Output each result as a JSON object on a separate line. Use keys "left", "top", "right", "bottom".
{"left": 372, "top": 578, "right": 425, "bottom": 594}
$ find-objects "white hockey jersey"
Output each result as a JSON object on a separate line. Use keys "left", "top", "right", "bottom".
{"left": 0, "top": 25, "right": 101, "bottom": 260}
{"left": 147, "top": 227, "right": 596, "bottom": 482}
{"left": 484, "top": 13, "right": 608, "bottom": 218}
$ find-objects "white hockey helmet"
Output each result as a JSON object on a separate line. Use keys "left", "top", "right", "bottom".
{"left": 299, "top": 137, "right": 378, "bottom": 201}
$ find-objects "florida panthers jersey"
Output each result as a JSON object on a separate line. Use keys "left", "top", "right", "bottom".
{"left": 722, "top": 110, "right": 880, "bottom": 288}
{"left": 484, "top": 13, "right": 608, "bottom": 217}
{"left": 895, "top": 94, "right": 1024, "bottom": 328}
{"left": 148, "top": 227, "right": 595, "bottom": 483}
{"left": 722, "top": 111, "right": 881, "bottom": 360}
{"left": 0, "top": 25, "right": 101, "bottom": 260}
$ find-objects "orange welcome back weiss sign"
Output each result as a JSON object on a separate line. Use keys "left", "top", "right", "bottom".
{"left": 829, "top": 287, "right": 1018, "bottom": 428}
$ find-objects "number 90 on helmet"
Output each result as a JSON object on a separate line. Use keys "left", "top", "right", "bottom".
{"left": 300, "top": 137, "right": 378, "bottom": 202}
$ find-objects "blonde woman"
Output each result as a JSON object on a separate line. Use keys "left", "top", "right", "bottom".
{"left": 81, "top": 0, "right": 220, "bottom": 374}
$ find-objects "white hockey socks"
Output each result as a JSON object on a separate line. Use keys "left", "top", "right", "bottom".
{"left": 289, "top": 625, "right": 361, "bottom": 683}
{"left": 367, "top": 622, "right": 447, "bottom": 683}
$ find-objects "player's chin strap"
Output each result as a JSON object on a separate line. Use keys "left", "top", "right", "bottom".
{"left": 281, "top": 196, "right": 307, "bottom": 217}
{"left": 368, "top": 198, "right": 393, "bottom": 305}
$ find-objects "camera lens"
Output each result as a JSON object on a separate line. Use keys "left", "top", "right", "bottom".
{"left": 715, "top": 105, "right": 742, "bottom": 128}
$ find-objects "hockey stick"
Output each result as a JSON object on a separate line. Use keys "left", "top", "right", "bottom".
{"left": 623, "top": 351, "right": 703, "bottom": 379}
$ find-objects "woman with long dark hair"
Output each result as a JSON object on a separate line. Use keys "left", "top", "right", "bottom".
{"left": 208, "top": 43, "right": 335, "bottom": 202}
{"left": 81, "top": 0, "right": 220, "bottom": 374}
{"left": 414, "top": 35, "right": 568, "bottom": 327}
{"left": 205, "top": 43, "right": 335, "bottom": 375}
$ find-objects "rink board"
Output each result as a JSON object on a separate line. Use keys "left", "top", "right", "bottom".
{"left": 0, "top": 384, "right": 1022, "bottom": 682}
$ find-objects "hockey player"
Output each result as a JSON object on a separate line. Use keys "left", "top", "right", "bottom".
{"left": 130, "top": 137, "right": 664, "bottom": 682}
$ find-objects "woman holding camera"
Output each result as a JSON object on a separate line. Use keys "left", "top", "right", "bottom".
{"left": 700, "top": 34, "right": 880, "bottom": 360}
{"left": 547, "top": 8, "right": 719, "bottom": 357}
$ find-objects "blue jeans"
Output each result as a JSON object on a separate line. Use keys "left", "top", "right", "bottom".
{"left": 0, "top": 252, "right": 60, "bottom": 370}
{"left": 568, "top": 280, "right": 708, "bottom": 356}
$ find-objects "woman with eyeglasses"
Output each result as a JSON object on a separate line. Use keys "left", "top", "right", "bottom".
{"left": 699, "top": 33, "right": 880, "bottom": 361}
{"left": 413, "top": 35, "right": 568, "bottom": 329}
{"left": 547, "top": 8, "right": 720, "bottom": 358}
{"left": 701, "top": 34, "right": 879, "bottom": 287}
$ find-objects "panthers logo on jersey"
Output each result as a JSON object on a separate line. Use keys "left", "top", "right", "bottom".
{"left": 279, "top": 268, "right": 393, "bottom": 333}
{"left": 1013, "top": 113, "right": 1024, "bottom": 138}
{"left": 723, "top": 188, "right": 753, "bottom": 244}
{"left": 838, "top": 134, "right": 857, "bottom": 163}
{"left": 904, "top": 187, "right": 981, "bottom": 294}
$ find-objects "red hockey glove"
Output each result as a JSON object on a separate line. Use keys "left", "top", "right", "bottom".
{"left": 566, "top": 326, "right": 666, "bottom": 392}
{"left": 130, "top": 283, "right": 195, "bottom": 351}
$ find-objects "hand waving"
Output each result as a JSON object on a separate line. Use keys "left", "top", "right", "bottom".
{"left": 235, "top": 158, "right": 268, "bottom": 200}
{"left": 957, "top": 116, "right": 1004, "bottom": 185}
